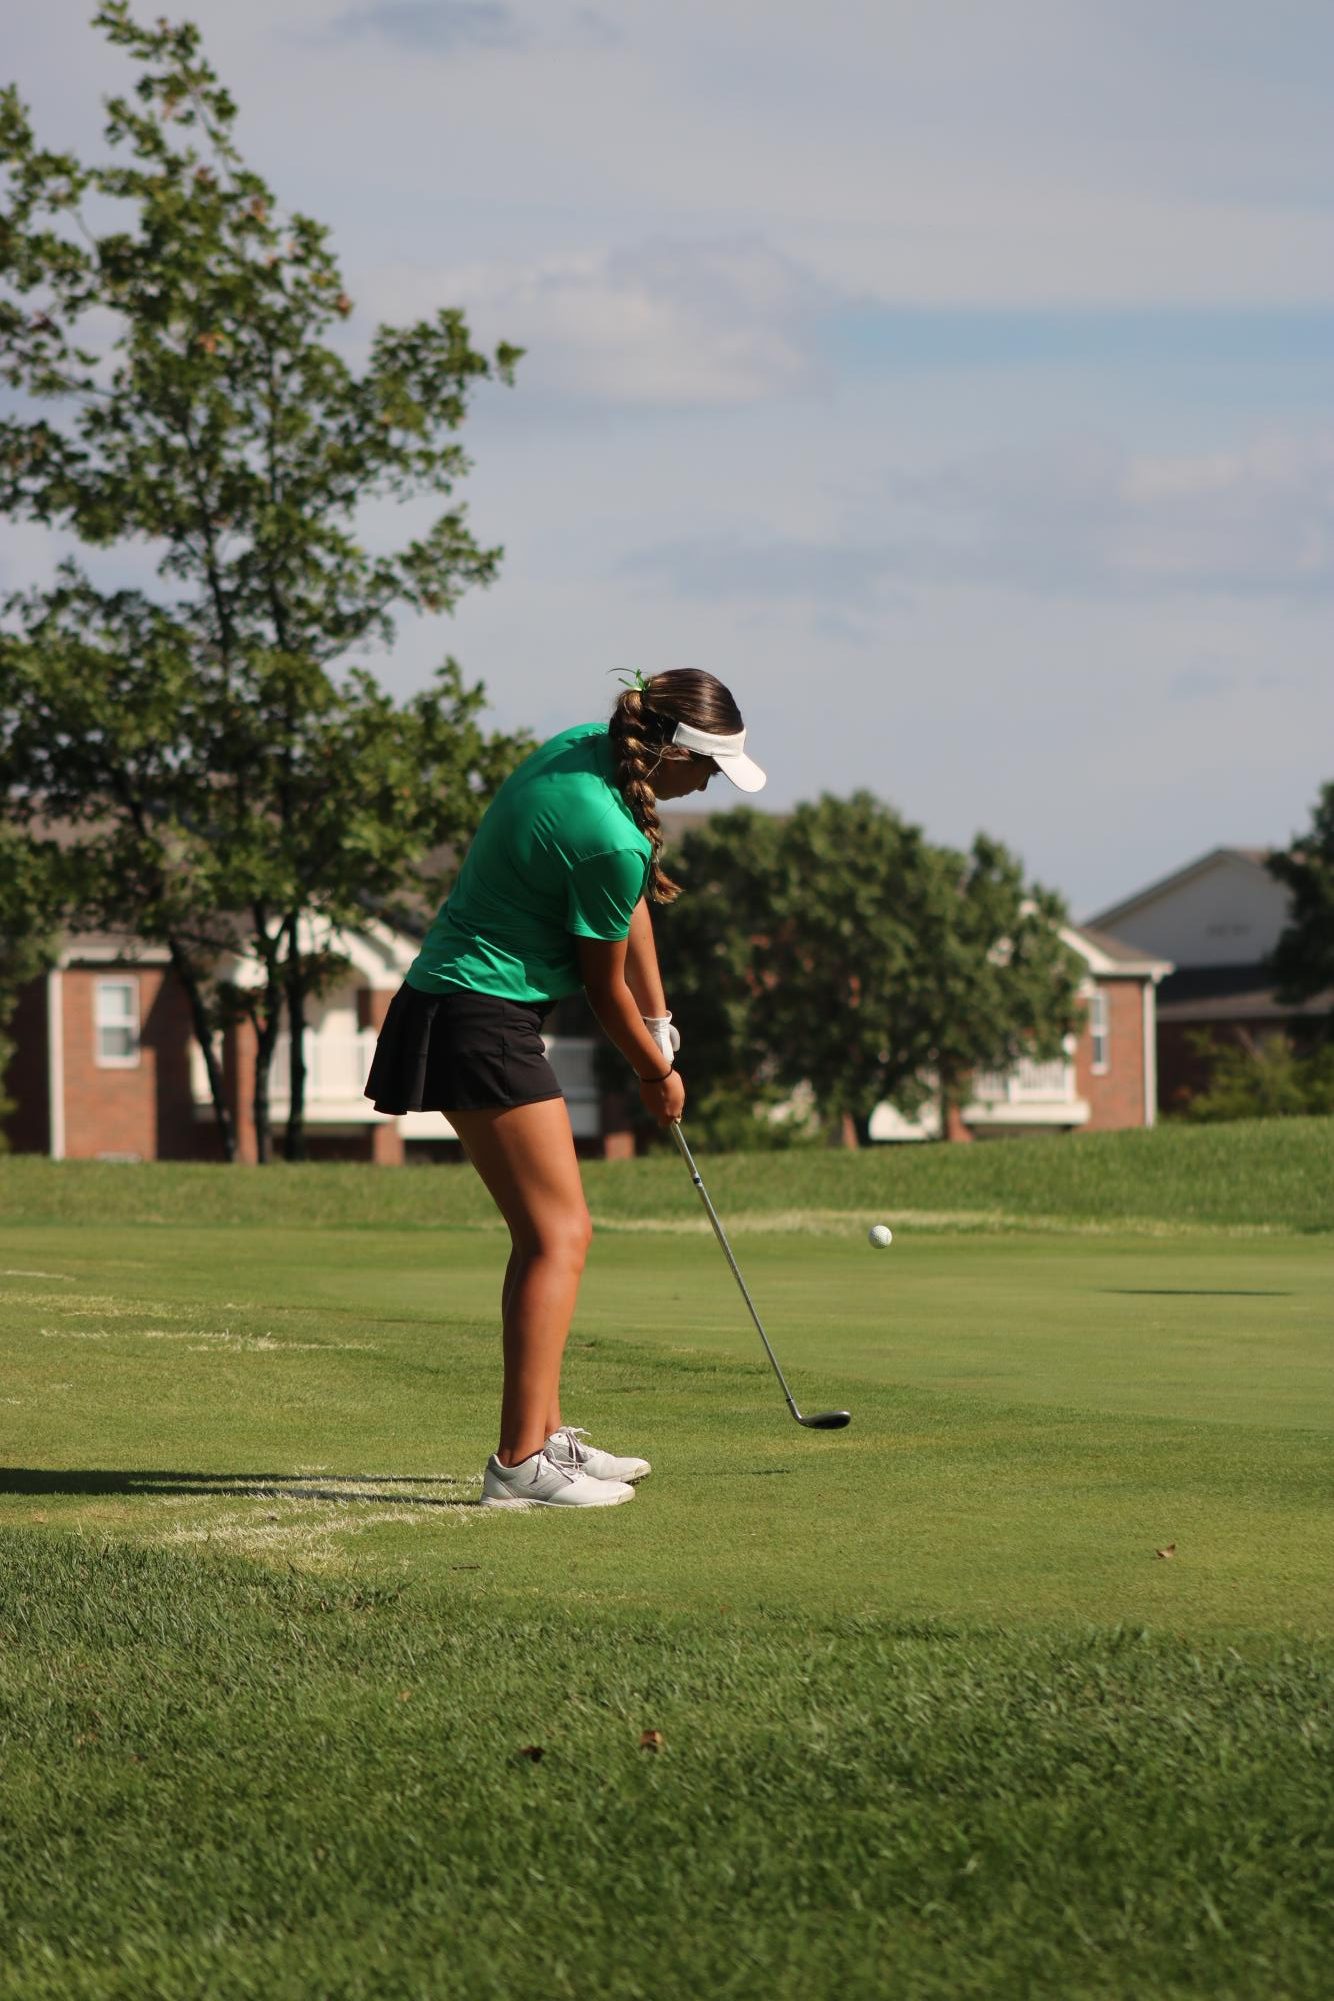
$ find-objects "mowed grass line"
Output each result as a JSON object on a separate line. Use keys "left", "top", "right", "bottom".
{"left": 2, "top": 1113, "right": 1332, "bottom": 1234}
{"left": 1, "top": 1533, "right": 1331, "bottom": 2001}
{"left": 9, "top": 1221, "right": 1333, "bottom": 1428}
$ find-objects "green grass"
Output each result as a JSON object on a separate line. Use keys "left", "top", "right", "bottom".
{"left": 2, "top": 1111, "right": 1332, "bottom": 1234}
{"left": 1, "top": 1142, "right": 1332, "bottom": 1997}
{"left": 4, "top": 1223, "right": 1332, "bottom": 1631}
{"left": 2, "top": 1535, "right": 1329, "bottom": 2001}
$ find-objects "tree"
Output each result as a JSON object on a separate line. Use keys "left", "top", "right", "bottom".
{"left": 1267, "top": 783, "right": 1334, "bottom": 1022}
{"left": 0, "top": 824, "right": 64, "bottom": 1144}
{"left": 659, "top": 795, "right": 1083, "bottom": 1147}
{"left": 656, "top": 810, "right": 779, "bottom": 1058}
{"left": 649, "top": 809, "right": 820, "bottom": 1149}
{"left": 757, "top": 795, "right": 953, "bottom": 1145}
{"left": 1, "top": 578, "right": 250, "bottom": 1154}
{"left": 0, "top": 580, "right": 529, "bottom": 1157}
{"left": 0, "top": 6, "right": 527, "bottom": 1160}
{"left": 916, "top": 832, "right": 1084, "bottom": 1141}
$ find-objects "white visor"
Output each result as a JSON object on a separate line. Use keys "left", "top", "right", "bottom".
{"left": 671, "top": 719, "right": 767, "bottom": 793}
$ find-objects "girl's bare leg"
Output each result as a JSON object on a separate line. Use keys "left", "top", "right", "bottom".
{"left": 448, "top": 1099, "right": 591, "bottom": 1466}
{"left": 500, "top": 1247, "right": 564, "bottom": 1439}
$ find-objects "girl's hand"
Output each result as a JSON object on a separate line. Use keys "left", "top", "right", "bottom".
{"left": 641, "top": 1013, "right": 681, "bottom": 1065}
{"left": 639, "top": 1068, "right": 685, "bottom": 1123}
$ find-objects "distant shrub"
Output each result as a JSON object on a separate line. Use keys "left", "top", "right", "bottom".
{"left": 638, "top": 1079, "right": 823, "bottom": 1153}
{"left": 1182, "top": 1030, "right": 1334, "bottom": 1123}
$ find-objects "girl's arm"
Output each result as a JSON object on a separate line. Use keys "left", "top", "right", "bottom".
{"left": 577, "top": 933, "right": 685, "bottom": 1123}
{"left": 622, "top": 896, "right": 668, "bottom": 1017}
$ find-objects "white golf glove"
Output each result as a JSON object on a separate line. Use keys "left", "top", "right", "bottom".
{"left": 641, "top": 1013, "right": 681, "bottom": 1068}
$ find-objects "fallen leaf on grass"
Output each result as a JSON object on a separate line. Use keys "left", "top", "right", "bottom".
{"left": 517, "top": 1745, "right": 545, "bottom": 1762}
{"left": 1154, "top": 1543, "right": 1177, "bottom": 1559}
{"left": 396, "top": 1689, "right": 413, "bottom": 1702}
{"left": 639, "top": 1730, "right": 664, "bottom": 1752}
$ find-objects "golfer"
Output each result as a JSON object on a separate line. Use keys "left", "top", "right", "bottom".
{"left": 365, "top": 669, "right": 766, "bottom": 1509}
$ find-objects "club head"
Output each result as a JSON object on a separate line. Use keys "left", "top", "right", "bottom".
{"left": 797, "top": 1410, "right": 852, "bottom": 1430}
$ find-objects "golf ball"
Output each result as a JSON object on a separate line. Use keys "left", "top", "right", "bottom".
{"left": 868, "top": 1223, "right": 893, "bottom": 1249}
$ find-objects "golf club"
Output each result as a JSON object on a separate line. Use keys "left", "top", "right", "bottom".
{"left": 669, "top": 1121, "right": 851, "bottom": 1431}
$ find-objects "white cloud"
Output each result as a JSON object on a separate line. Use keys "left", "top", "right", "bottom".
{"left": 788, "top": 191, "right": 1334, "bottom": 311}
{"left": 10, "top": 3, "right": 1334, "bottom": 308}
{"left": 285, "top": 0, "right": 1334, "bottom": 309}
{"left": 1111, "top": 436, "right": 1334, "bottom": 590}
{"left": 329, "top": 2, "right": 522, "bottom": 52}
{"left": 621, "top": 432, "right": 1334, "bottom": 603}
{"left": 370, "top": 237, "right": 833, "bottom": 406}
{"left": 625, "top": 536, "right": 893, "bottom": 605}
{"left": 321, "top": 0, "right": 620, "bottom": 51}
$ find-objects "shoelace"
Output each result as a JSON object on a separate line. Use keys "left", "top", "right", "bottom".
{"left": 531, "top": 1444, "right": 579, "bottom": 1488}
{"left": 554, "top": 1426, "right": 591, "bottom": 1467}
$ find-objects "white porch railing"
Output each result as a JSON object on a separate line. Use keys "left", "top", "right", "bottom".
{"left": 971, "top": 1056, "right": 1076, "bottom": 1104}
{"left": 964, "top": 1052, "right": 1089, "bottom": 1128}
{"left": 264, "top": 1029, "right": 378, "bottom": 1109}
{"left": 190, "top": 1028, "right": 603, "bottom": 1135}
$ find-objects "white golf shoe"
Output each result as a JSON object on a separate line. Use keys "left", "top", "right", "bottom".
{"left": 480, "top": 1444, "right": 635, "bottom": 1510}
{"left": 545, "top": 1426, "right": 652, "bottom": 1486}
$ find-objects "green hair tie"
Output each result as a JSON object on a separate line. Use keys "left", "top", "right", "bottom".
{"left": 615, "top": 669, "right": 650, "bottom": 693}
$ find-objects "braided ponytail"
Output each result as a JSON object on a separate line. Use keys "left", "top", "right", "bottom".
{"left": 607, "top": 669, "right": 746, "bottom": 905}
{"left": 608, "top": 686, "right": 681, "bottom": 903}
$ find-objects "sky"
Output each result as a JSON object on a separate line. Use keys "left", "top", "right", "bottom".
{"left": 4, "top": 0, "right": 1333, "bottom": 916}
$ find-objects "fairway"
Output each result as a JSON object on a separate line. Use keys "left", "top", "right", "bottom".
{"left": 2, "top": 1145, "right": 1332, "bottom": 1999}
{"left": 3, "top": 1220, "right": 1332, "bottom": 1633}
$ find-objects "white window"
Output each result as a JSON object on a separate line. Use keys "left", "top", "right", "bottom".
{"left": 1089, "top": 988, "right": 1110, "bottom": 1075}
{"left": 95, "top": 978, "right": 141, "bottom": 1068}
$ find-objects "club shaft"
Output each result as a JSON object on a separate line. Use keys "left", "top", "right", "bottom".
{"left": 669, "top": 1121, "right": 801, "bottom": 1417}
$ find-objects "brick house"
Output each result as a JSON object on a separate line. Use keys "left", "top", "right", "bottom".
{"left": 4, "top": 904, "right": 1170, "bottom": 1162}
{"left": 1086, "top": 847, "right": 1333, "bottom": 1112}
{"left": 868, "top": 921, "right": 1171, "bottom": 1141}
{"left": 2, "top": 918, "right": 626, "bottom": 1164}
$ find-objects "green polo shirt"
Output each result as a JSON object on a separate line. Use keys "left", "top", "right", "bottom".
{"left": 406, "top": 723, "right": 652, "bottom": 1003}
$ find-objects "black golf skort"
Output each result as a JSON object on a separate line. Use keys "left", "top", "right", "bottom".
{"left": 363, "top": 982, "right": 563, "bottom": 1116}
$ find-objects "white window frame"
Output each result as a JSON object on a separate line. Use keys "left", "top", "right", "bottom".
{"left": 94, "top": 977, "right": 142, "bottom": 1069}
{"left": 1089, "top": 986, "right": 1110, "bottom": 1076}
